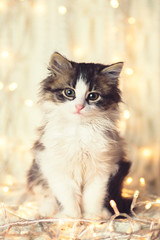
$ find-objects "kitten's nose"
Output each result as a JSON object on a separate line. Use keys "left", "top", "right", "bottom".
{"left": 75, "top": 104, "right": 85, "bottom": 113}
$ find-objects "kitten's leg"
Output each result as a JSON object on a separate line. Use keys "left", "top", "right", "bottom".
{"left": 82, "top": 176, "right": 111, "bottom": 220}
{"left": 47, "top": 175, "right": 81, "bottom": 219}
{"left": 30, "top": 185, "right": 59, "bottom": 217}
{"left": 27, "top": 160, "right": 58, "bottom": 217}
{"left": 38, "top": 152, "right": 81, "bottom": 218}
{"left": 39, "top": 194, "right": 58, "bottom": 217}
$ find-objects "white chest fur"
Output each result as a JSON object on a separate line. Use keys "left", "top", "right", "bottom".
{"left": 39, "top": 113, "right": 119, "bottom": 184}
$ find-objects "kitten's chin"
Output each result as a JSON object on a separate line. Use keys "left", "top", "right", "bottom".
{"left": 73, "top": 111, "right": 83, "bottom": 116}
{"left": 72, "top": 110, "right": 96, "bottom": 119}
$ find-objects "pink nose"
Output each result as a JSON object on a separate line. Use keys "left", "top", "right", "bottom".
{"left": 75, "top": 104, "right": 85, "bottom": 113}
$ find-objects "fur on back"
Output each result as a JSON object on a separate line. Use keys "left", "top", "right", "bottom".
{"left": 27, "top": 52, "right": 131, "bottom": 219}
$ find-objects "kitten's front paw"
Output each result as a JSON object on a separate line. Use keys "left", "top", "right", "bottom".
{"left": 101, "top": 208, "right": 112, "bottom": 219}
{"left": 83, "top": 209, "right": 111, "bottom": 220}
{"left": 39, "top": 197, "right": 58, "bottom": 217}
{"left": 83, "top": 213, "right": 101, "bottom": 220}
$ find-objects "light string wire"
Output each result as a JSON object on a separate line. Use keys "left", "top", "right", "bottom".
{"left": 0, "top": 191, "right": 160, "bottom": 239}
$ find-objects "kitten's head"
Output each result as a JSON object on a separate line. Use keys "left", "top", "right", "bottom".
{"left": 40, "top": 52, "right": 123, "bottom": 120}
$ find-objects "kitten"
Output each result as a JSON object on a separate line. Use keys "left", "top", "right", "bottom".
{"left": 27, "top": 52, "right": 132, "bottom": 219}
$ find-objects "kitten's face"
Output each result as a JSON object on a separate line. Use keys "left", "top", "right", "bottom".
{"left": 41, "top": 52, "right": 123, "bottom": 119}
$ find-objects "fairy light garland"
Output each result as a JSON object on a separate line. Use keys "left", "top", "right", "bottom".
{"left": 0, "top": 188, "right": 160, "bottom": 239}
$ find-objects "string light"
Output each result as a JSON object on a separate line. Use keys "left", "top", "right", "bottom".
{"left": 73, "top": 46, "right": 84, "bottom": 58}
{"left": 108, "top": 224, "right": 114, "bottom": 232}
{"left": 0, "top": 81, "right": 4, "bottom": 90}
{"left": 0, "top": 137, "right": 6, "bottom": 147}
{"left": 128, "top": 17, "right": 136, "bottom": 24}
{"left": 145, "top": 202, "right": 152, "bottom": 210}
{"left": 2, "top": 186, "right": 9, "bottom": 193}
{"left": 139, "top": 177, "right": 146, "bottom": 187}
{"left": 140, "top": 147, "right": 152, "bottom": 158}
{"left": 124, "top": 67, "right": 134, "bottom": 75}
{"left": 110, "top": 0, "right": 119, "bottom": 8}
{"left": 156, "top": 199, "right": 160, "bottom": 204}
{"left": 33, "top": 3, "right": 46, "bottom": 14}
{"left": 123, "top": 110, "right": 130, "bottom": 119}
{"left": 0, "top": 0, "right": 7, "bottom": 12}
{"left": 1, "top": 50, "right": 9, "bottom": 59}
{"left": 0, "top": 184, "right": 160, "bottom": 239}
{"left": 8, "top": 82, "right": 18, "bottom": 91}
{"left": 134, "top": 190, "right": 140, "bottom": 199}
{"left": 24, "top": 99, "right": 33, "bottom": 107}
{"left": 26, "top": 202, "right": 32, "bottom": 208}
{"left": 58, "top": 5, "right": 67, "bottom": 15}
{"left": 126, "top": 177, "right": 133, "bottom": 185}
{"left": 110, "top": 200, "right": 120, "bottom": 215}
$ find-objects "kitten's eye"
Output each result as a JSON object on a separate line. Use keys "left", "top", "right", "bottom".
{"left": 63, "top": 88, "right": 75, "bottom": 100}
{"left": 87, "top": 92, "right": 100, "bottom": 102}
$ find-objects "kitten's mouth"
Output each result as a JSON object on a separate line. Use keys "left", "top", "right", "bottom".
{"left": 73, "top": 109, "right": 87, "bottom": 116}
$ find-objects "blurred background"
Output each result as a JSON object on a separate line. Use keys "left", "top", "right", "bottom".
{"left": 0, "top": 0, "right": 159, "bottom": 195}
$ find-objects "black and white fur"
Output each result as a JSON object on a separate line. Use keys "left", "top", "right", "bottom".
{"left": 27, "top": 52, "right": 132, "bottom": 219}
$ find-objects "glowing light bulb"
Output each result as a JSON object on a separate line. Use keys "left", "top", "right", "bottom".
{"left": 124, "top": 67, "right": 134, "bottom": 75}
{"left": 110, "top": 200, "right": 116, "bottom": 208}
{"left": 26, "top": 202, "right": 32, "bottom": 208}
{"left": 58, "top": 5, "right": 67, "bottom": 15}
{"left": 0, "top": 137, "right": 6, "bottom": 146}
{"left": 58, "top": 220, "right": 64, "bottom": 225}
{"left": 156, "top": 199, "right": 160, "bottom": 204}
{"left": 1, "top": 51, "right": 9, "bottom": 59}
{"left": 140, "top": 147, "right": 152, "bottom": 158}
{"left": 93, "top": 233, "right": 97, "bottom": 237}
{"left": 145, "top": 202, "right": 152, "bottom": 210}
{"left": 123, "top": 110, "right": 130, "bottom": 119}
{"left": 110, "top": 200, "right": 119, "bottom": 215}
{"left": 110, "top": 0, "right": 119, "bottom": 8}
{"left": 108, "top": 224, "right": 113, "bottom": 232}
{"left": 19, "top": 205, "right": 23, "bottom": 211}
{"left": 73, "top": 46, "right": 84, "bottom": 58}
{"left": 3, "top": 186, "right": 9, "bottom": 193}
{"left": 8, "top": 82, "right": 18, "bottom": 91}
{"left": 0, "top": 1, "right": 7, "bottom": 11}
{"left": 0, "top": 82, "right": 4, "bottom": 90}
{"left": 139, "top": 177, "right": 145, "bottom": 186}
{"left": 134, "top": 190, "right": 139, "bottom": 198}
{"left": 24, "top": 99, "right": 33, "bottom": 107}
{"left": 126, "top": 177, "right": 133, "bottom": 185}
{"left": 128, "top": 17, "right": 136, "bottom": 24}
{"left": 33, "top": 3, "right": 45, "bottom": 14}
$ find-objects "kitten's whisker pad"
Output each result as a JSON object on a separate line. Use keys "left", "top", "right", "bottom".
{"left": 27, "top": 52, "right": 132, "bottom": 219}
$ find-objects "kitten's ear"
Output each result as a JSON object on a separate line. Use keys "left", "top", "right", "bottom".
{"left": 101, "top": 62, "right": 124, "bottom": 84}
{"left": 48, "top": 52, "right": 72, "bottom": 76}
